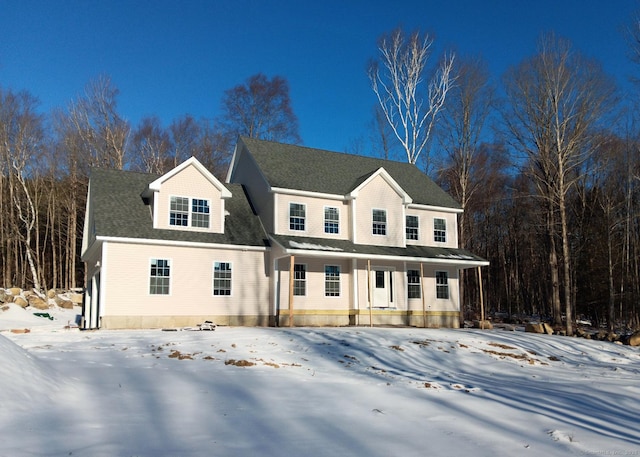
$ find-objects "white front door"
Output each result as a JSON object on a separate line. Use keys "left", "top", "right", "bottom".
{"left": 372, "top": 269, "right": 394, "bottom": 308}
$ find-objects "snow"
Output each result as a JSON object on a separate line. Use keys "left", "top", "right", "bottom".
{"left": 1, "top": 305, "right": 639, "bottom": 456}
{"left": 289, "top": 240, "right": 343, "bottom": 251}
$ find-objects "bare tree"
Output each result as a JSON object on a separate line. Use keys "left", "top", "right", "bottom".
{"left": 130, "top": 116, "right": 171, "bottom": 174}
{"left": 219, "top": 73, "right": 301, "bottom": 144}
{"left": 368, "top": 28, "right": 455, "bottom": 168}
{"left": 503, "top": 33, "right": 618, "bottom": 335}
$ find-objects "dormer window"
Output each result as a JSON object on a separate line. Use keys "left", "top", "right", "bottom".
{"left": 372, "top": 209, "right": 387, "bottom": 235}
{"left": 170, "top": 196, "right": 210, "bottom": 229}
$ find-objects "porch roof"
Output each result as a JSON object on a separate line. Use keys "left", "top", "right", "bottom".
{"left": 269, "top": 234, "right": 489, "bottom": 268}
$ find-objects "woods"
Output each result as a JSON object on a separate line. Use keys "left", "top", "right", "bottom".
{"left": 1, "top": 27, "right": 640, "bottom": 331}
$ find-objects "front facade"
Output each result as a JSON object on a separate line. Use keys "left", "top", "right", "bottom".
{"left": 81, "top": 137, "right": 487, "bottom": 329}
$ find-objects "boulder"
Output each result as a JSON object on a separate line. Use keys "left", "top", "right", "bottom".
{"left": 54, "top": 296, "right": 74, "bottom": 309}
{"left": 543, "top": 323, "right": 555, "bottom": 335}
{"left": 69, "top": 293, "right": 83, "bottom": 304}
{"left": 474, "top": 320, "right": 493, "bottom": 329}
{"left": 47, "top": 289, "right": 57, "bottom": 299}
{"left": 28, "top": 295, "right": 49, "bottom": 310}
{"left": 525, "top": 323, "right": 545, "bottom": 334}
{"left": 0, "top": 289, "right": 7, "bottom": 303}
{"left": 14, "top": 296, "right": 28, "bottom": 308}
{"left": 9, "top": 287, "right": 21, "bottom": 296}
{"left": 629, "top": 331, "right": 640, "bottom": 347}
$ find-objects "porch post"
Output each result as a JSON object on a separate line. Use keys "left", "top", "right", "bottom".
{"left": 478, "top": 266, "right": 485, "bottom": 329}
{"left": 420, "top": 263, "right": 426, "bottom": 328}
{"left": 289, "top": 255, "right": 295, "bottom": 328}
{"left": 367, "top": 259, "right": 372, "bottom": 327}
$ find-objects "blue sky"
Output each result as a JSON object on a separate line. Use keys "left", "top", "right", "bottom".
{"left": 1, "top": 0, "right": 638, "bottom": 154}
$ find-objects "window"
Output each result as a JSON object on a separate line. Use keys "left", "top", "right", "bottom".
{"left": 324, "top": 207, "right": 339, "bottom": 234}
{"left": 407, "top": 269, "right": 421, "bottom": 299}
{"left": 289, "top": 203, "right": 306, "bottom": 231}
{"left": 325, "top": 265, "right": 340, "bottom": 297}
{"left": 434, "top": 218, "right": 447, "bottom": 243}
{"left": 293, "top": 264, "right": 306, "bottom": 296}
{"left": 436, "top": 271, "right": 449, "bottom": 299}
{"left": 170, "top": 196, "right": 210, "bottom": 229}
{"left": 406, "top": 215, "right": 419, "bottom": 240}
{"left": 169, "top": 197, "right": 189, "bottom": 226}
{"left": 191, "top": 199, "right": 210, "bottom": 228}
{"left": 149, "top": 259, "right": 170, "bottom": 295}
{"left": 372, "top": 209, "right": 387, "bottom": 235}
{"left": 213, "top": 262, "right": 232, "bottom": 296}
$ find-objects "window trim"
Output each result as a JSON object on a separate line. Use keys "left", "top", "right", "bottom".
{"left": 372, "top": 209, "right": 387, "bottom": 236}
{"left": 435, "top": 270, "right": 449, "bottom": 300}
{"left": 407, "top": 269, "right": 421, "bottom": 299}
{"left": 213, "top": 261, "right": 232, "bottom": 296}
{"left": 149, "top": 258, "right": 171, "bottom": 295}
{"left": 293, "top": 263, "right": 307, "bottom": 296}
{"left": 434, "top": 217, "right": 447, "bottom": 243}
{"left": 406, "top": 215, "right": 419, "bottom": 241}
{"left": 289, "top": 202, "right": 306, "bottom": 232}
{"left": 169, "top": 195, "right": 211, "bottom": 229}
{"left": 324, "top": 264, "right": 341, "bottom": 297}
{"left": 324, "top": 206, "right": 340, "bottom": 234}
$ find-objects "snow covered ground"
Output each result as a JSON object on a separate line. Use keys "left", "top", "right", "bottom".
{"left": 1, "top": 304, "right": 639, "bottom": 457}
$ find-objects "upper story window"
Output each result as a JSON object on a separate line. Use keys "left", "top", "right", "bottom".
{"left": 289, "top": 203, "right": 306, "bottom": 231}
{"left": 169, "top": 197, "right": 189, "bottom": 226}
{"left": 406, "top": 215, "right": 419, "bottom": 241}
{"left": 170, "top": 196, "right": 210, "bottom": 229}
{"left": 213, "top": 261, "right": 232, "bottom": 296}
{"left": 434, "top": 218, "right": 446, "bottom": 243}
{"left": 436, "top": 271, "right": 449, "bottom": 299}
{"left": 372, "top": 209, "right": 387, "bottom": 235}
{"left": 324, "top": 207, "right": 339, "bottom": 234}
{"left": 149, "top": 258, "right": 170, "bottom": 295}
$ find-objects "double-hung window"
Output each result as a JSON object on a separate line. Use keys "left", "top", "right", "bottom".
{"left": 149, "top": 259, "right": 170, "bottom": 295}
{"left": 324, "top": 207, "right": 339, "bottom": 234}
{"left": 213, "top": 262, "right": 232, "bottom": 296}
{"left": 289, "top": 203, "right": 306, "bottom": 231}
{"left": 170, "top": 196, "right": 210, "bottom": 229}
{"left": 293, "top": 264, "right": 306, "bottom": 296}
{"left": 406, "top": 215, "right": 419, "bottom": 241}
{"left": 407, "top": 269, "right": 421, "bottom": 299}
{"left": 434, "top": 218, "right": 446, "bottom": 243}
{"left": 372, "top": 209, "right": 387, "bottom": 235}
{"left": 325, "top": 265, "right": 340, "bottom": 297}
{"left": 436, "top": 271, "right": 449, "bottom": 299}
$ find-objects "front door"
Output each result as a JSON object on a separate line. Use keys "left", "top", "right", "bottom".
{"left": 372, "top": 268, "right": 394, "bottom": 308}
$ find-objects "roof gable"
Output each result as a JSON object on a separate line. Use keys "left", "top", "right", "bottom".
{"left": 239, "top": 137, "right": 461, "bottom": 209}
{"left": 349, "top": 167, "right": 412, "bottom": 204}
{"left": 145, "top": 156, "right": 232, "bottom": 198}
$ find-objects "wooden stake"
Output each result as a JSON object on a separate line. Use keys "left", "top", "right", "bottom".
{"left": 289, "top": 255, "right": 295, "bottom": 328}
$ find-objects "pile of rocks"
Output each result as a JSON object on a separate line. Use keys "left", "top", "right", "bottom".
{"left": 525, "top": 321, "right": 640, "bottom": 346}
{"left": 0, "top": 287, "right": 83, "bottom": 311}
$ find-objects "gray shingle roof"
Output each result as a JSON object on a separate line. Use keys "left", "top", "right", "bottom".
{"left": 269, "top": 234, "right": 488, "bottom": 265}
{"left": 240, "top": 137, "right": 461, "bottom": 209}
{"left": 89, "top": 167, "right": 268, "bottom": 246}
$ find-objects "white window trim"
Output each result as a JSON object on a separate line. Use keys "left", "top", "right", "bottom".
{"left": 168, "top": 195, "right": 211, "bottom": 230}
{"left": 212, "top": 261, "right": 233, "bottom": 297}
{"left": 434, "top": 217, "right": 447, "bottom": 243}
{"left": 324, "top": 264, "right": 341, "bottom": 298}
{"left": 435, "top": 270, "right": 449, "bottom": 300}
{"left": 293, "top": 263, "right": 307, "bottom": 296}
{"left": 289, "top": 202, "right": 307, "bottom": 232}
{"left": 406, "top": 215, "right": 420, "bottom": 241}
{"left": 372, "top": 208, "right": 387, "bottom": 236}
{"left": 323, "top": 205, "right": 340, "bottom": 235}
{"left": 149, "top": 257, "right": 172, "bottom": 296}
{"left": 407, "top": 268, "right": 421, "bottom": 299}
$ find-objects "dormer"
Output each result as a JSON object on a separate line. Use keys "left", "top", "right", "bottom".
{"left": 141, "top": 157, "right": 232, "bottom": 234}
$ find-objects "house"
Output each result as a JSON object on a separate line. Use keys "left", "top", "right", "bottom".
{"left": 81, "top": 137, "right": 488, "bottom": 329}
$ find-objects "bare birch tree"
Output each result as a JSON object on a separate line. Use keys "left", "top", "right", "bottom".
{"left": 368, "top": 28, "right": 455, "bottom": 168}
{"left": 503, "top": 33, "right": 617, "bottom": 335}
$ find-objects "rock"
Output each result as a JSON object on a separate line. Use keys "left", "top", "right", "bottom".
{"left": 54, "top": 296, "right": 74, "bottom": 309}
{"left": 606, "top": 332, "right": 619, "bottom": 342}
{"left": 9, "top": 287, "right": 21, "bottom": 296}
{"left": 47, "top": 289, "right": 57, "bottom": 299}
{"left": 629, "top": 331, "right": 640, "bottom": 347}
{"left": 10, "top": 328, "right": 31, "bottom": 334}
{"left": 474, "top": 320, "right": 493, "bottom": 329}
{"left": 543, "top": 323, "right": 555, "bottom": 335}
{"left": 14, "top": 296, "right": 28, "bottom": 308}
{"left": 28, "top": 295, "right": 49, "bottom": 310}
{"left": 69, "top": 293, "right": 83, "bottom": 304}
{"left": 525, "top": 323, "right": 545, "bottom": 334}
